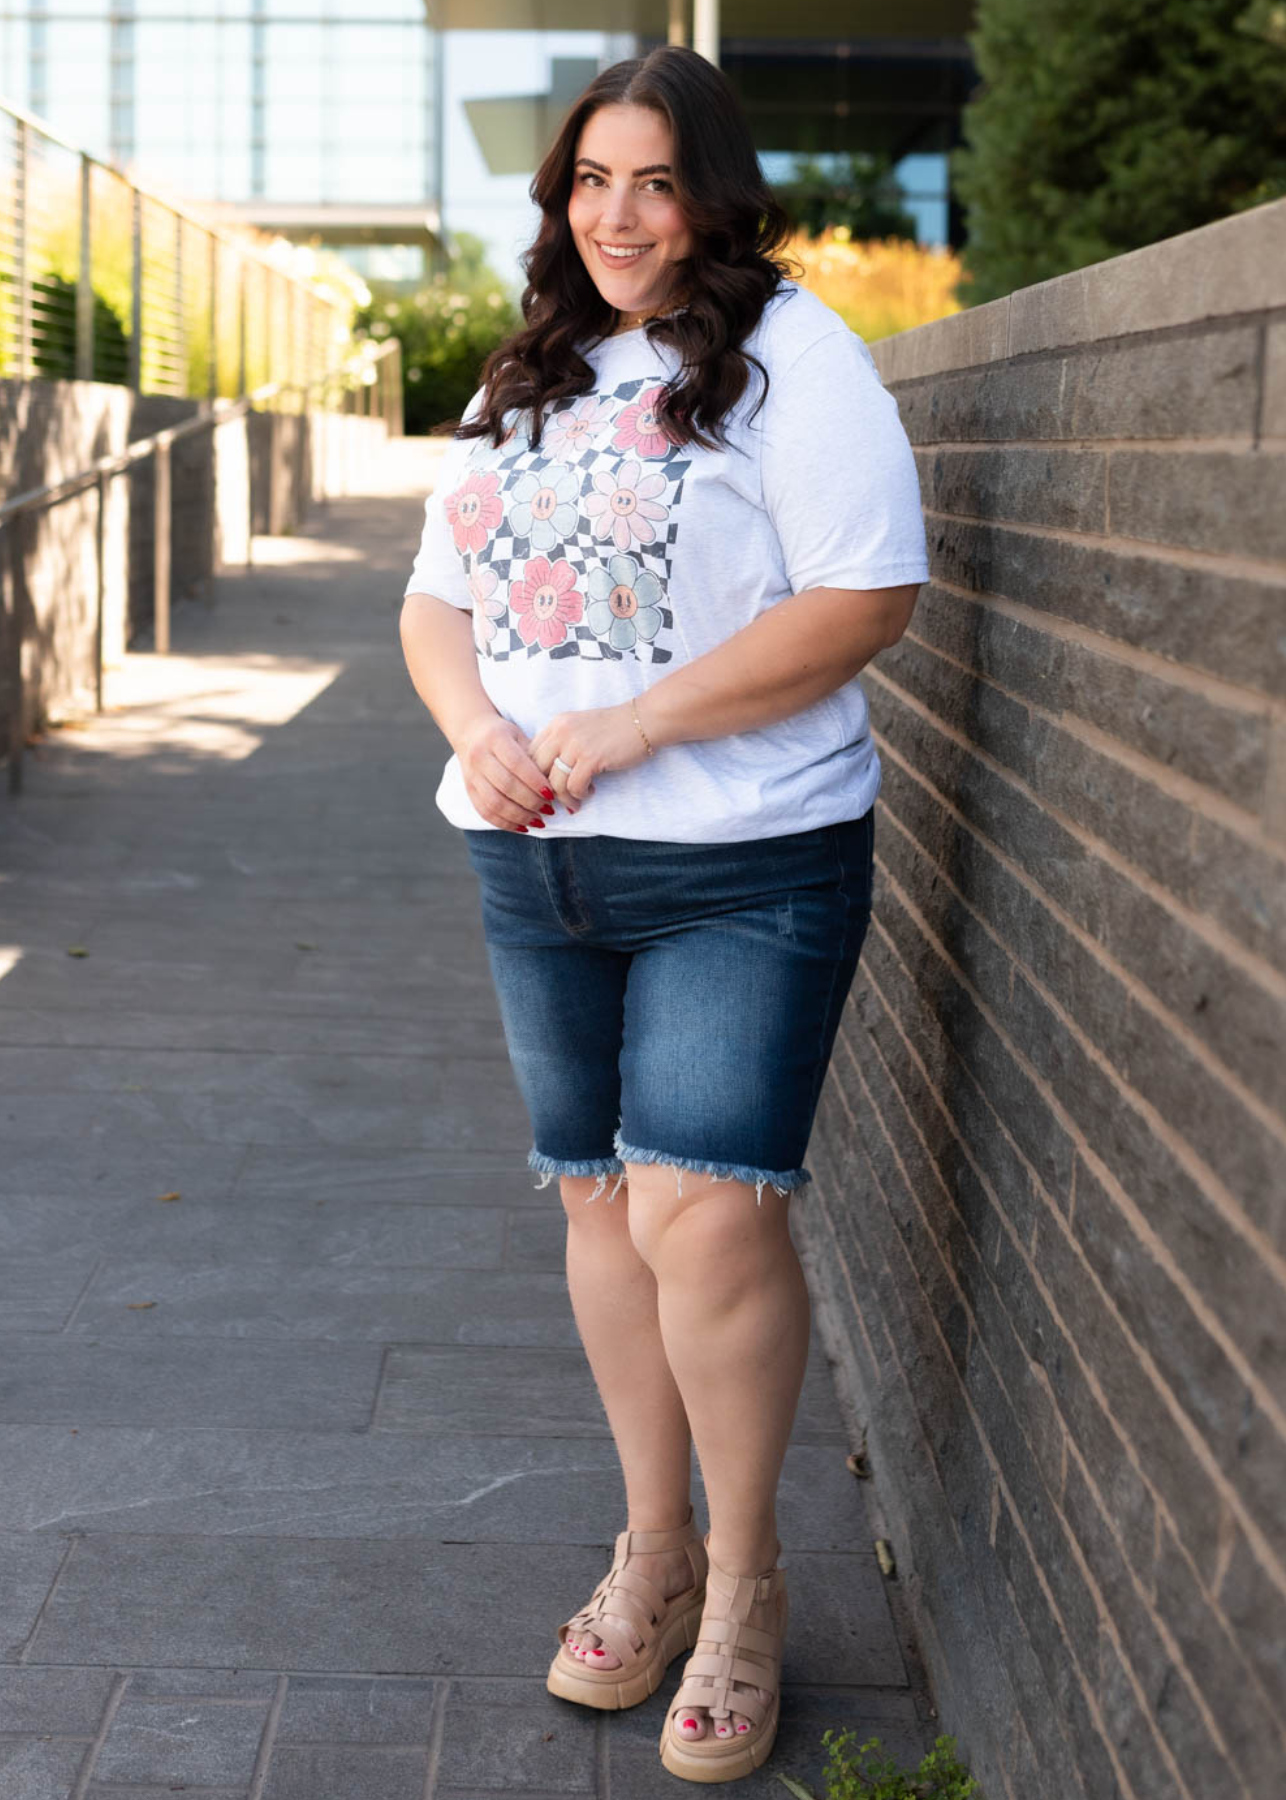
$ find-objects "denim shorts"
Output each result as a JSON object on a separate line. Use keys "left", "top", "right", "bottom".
{"left": 463, "top": 812, "right": 875, "bottom": 1205}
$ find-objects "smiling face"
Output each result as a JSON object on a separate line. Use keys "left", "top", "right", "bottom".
{"left": 568, "top": 103, "right": 692, "bottom": 323}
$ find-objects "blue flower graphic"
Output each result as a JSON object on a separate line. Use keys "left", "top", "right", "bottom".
{"left": 585, "top": 554, "right": 665, "bottom": 653}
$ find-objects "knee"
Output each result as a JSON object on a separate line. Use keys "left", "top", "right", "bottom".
{"left": 559, "top": 1171, "right": 630, "bottom": 1226}
{"left": 624, "top": 1165, "right": 783, "bottom": 1290}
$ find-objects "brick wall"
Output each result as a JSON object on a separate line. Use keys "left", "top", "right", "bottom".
{"left": 799, "top": 199, "right": 1286, "bottom": 1800}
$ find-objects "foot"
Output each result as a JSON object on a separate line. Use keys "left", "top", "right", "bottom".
{"left": 563, "top": 1544, "right": 697, "bottom": 1668}
{"left": 670, "top": 1546, "right": 779, "bottom": 1745}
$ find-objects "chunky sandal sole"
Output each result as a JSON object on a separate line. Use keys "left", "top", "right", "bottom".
{"left": 546, "top": 1586, "right": 705, "bottom": 1711}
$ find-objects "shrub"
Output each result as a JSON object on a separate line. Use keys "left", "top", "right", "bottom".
{"left": 0, "top": 269, "right": 130, "bottom": 381}
{"left": 786, "top": 228, "right": 963, "bottom": 341}
{"left": 778, "top": 1730, "right": 980, "bottom": 1800}
{"left": 355, "top": 231, "right": 520, "bottom": 436}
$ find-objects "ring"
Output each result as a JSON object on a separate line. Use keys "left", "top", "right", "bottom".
{"left": 552, "top": 755, "right": 574, "bottom": 774}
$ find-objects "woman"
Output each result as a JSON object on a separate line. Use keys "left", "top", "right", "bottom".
{"left": 399, "top": 44, "right": 927, "bottom": 1785}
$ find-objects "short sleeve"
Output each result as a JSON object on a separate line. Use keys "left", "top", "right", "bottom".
{"left": 403, "top": 386, "right": 486, "bottom": 610}
{"left": 758, "top": 328, "right": 929, "bottom": 595}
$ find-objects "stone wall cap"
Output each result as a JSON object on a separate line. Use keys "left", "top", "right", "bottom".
{"left": 870, "top": 196, "right": 1286, "bottom": 384}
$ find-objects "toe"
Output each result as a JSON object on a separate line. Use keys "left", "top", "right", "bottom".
{"left": 675, "top": 1706, "right": 707, "bottom": 1742}
{"left": 712, "top": 1713, "right": 736, "bottom": 1741}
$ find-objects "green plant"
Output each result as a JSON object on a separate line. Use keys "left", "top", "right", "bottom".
{"left": 777, "top": 1730, "right": 980, "bottom": 1800}
{"left": 951, "top": 0, "right": 1286, "bottom": 306}
{"left": 354, "top": 230, "right": 520, "bottom": 436}
{"left": 0, "top": 269, "right": 130, "bottom": 381}
{"left": 774, "top": 153, "right": 918, "bottom": 243}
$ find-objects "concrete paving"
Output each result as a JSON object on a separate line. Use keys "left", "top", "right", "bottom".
{"left": 0, "top": 436, "right": 934, "bottom": 1797}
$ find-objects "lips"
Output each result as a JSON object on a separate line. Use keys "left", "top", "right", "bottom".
{"left": 596, "top": 242, "right": 654, "bottom": 264}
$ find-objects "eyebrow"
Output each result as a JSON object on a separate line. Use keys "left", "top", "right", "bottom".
{"left": 575, "top": 157, "right": 672, "bottom": 177}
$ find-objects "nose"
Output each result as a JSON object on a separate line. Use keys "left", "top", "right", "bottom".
{"left": 600, "top": 184, "right": 638, "bottom": 232}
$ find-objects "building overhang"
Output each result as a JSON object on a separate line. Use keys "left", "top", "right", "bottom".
{"left": 422, "top": 1, "right": 973, "bottom": 33}
{"left": 226, "top": 203, "right": 444, "bottom": 250}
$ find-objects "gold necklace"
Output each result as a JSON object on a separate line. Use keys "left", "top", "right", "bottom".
{"left": 613, "top": 301, "right": 682, "bottom": 334}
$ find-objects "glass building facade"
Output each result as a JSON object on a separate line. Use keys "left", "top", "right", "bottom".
{"left": 0, "top": 1, "right": 441, "bottom": 281}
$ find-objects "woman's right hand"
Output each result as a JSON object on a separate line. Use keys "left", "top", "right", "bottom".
{"left": 455, "top": 714, "right": 578, "bottom": 831}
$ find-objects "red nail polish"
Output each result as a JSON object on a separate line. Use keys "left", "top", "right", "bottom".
{"left": 529, "top": 818, "right": 545, "bottom": 828}
{"left": 540, "top": 786, "right": 554, "bottom": 800}
{"left": 540, "top": 804, "right": 554, "bottom": 815}
{"left": 515, "top": 825, "right": 528, "bottom": 833}
{"left": 683, "top": 1719, "right": 697, "bottom": 1729}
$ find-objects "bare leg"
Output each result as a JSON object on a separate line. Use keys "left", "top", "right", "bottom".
{"left": 624, "top": 1167, "right": 810, "bottom": 1741}
{"left": 558, "top": 1173, "right": 699, "bottom": 1666}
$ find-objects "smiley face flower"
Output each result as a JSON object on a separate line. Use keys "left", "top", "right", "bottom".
{"left": 445, "top": 470, "right": 503, "bottom": 554}
{"left": 509, "top": 555, "right": 585, "bottom": 650}
{"left": 585, "top": 554, "right": 664, "bottom": 653}
{"left": 584, "top": 457, "right": 670, "bottom": 552}
{"left": 507, "top": 465, "right": 582, "bottom": 551}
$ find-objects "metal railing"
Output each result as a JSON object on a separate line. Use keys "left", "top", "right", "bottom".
{"left": 1, "top": 336, "right": 402, "bottom": 795}
{"left": 0, "top": 95, "right": 358, "bottom": 396}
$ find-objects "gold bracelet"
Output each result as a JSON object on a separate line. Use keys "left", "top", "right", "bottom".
{"left": 630, "top": 695, "right": 655, "bottom": 757}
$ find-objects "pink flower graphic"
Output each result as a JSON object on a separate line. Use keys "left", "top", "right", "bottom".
{"left": 467, "top": 562, "right": 505, "bottom": 651}
{"left": 545, "top": 395, "right": 615, "bottom": 457}
{"left": 510, "top": 555, "right": 585, "bottom": 650}
{"left": 584, "top": 457, "right": 670, "bottom": 551}
{"left": 612, "top": 383, "right": 675, "bottom": 459}
{"left": 445, "top": 470, "right": 503, "bottom": 553}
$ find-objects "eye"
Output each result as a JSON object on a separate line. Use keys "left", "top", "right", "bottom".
{"left": 575, "top": 172, "right": 672, "bottom": 193}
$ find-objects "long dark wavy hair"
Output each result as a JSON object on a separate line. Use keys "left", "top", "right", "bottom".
{"left": 446, "top": 44, "right": 801, "bottom": 455}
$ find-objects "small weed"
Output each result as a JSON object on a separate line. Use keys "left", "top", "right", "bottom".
{"left": 777, "top": 1730, "right": 979, "bottom": 1800}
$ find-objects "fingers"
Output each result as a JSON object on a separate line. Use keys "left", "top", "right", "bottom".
{"left": 466, "top": 769, "right": 546, "bottom": 832}
{"left": 486, "top": 738, "right": 554, "bottom": 816}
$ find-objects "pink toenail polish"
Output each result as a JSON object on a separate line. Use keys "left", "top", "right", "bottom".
{"left": 591, "top": 1648, "right": 604, "bottom": 1656}
{"left": 737, "top": 1723, "right": 749, "bottom": 1732}
{"left": 683, "top": 1719, "right": 697, "bottom": 1729}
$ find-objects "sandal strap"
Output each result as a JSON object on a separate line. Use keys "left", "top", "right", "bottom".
{"left": 705, "top": 1560, "right": 782, "bottom": 1616}
{"left": 694, "top": 1615, "right": 780, "bottom": 1658}
{"left": 613, "top": 1502, "right": 699, "bottom": 1558}
{"left": 556, "top": 1508, "right": 706, "bottom": 1665}
{"left": 672, "top": 1671, "right": 771, "bottom": 1728}
{"left": 678, "top": 1650, "right": 775, "bottom": 1692}
{"left": 578, "top": 1611, "right": 646, "bottom": 1664}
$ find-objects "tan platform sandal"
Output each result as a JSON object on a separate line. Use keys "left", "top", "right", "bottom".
{"left": 546, "top": 1505, "right": 708, "bottom": 1711}
{"left": 659, "top": 1536, "right": 787, "bottom": 1783}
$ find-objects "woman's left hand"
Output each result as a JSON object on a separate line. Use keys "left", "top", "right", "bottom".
{"left": 529, "top": 703, "right": 651, "bottom": 805}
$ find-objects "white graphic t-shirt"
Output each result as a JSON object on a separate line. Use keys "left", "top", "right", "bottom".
{"left": 403, "top": 281, "right": 929, "bottom": 842}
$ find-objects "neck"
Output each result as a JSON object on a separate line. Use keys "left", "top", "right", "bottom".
{"left": 611, "top": 301, "right": 679, "bottom": 335}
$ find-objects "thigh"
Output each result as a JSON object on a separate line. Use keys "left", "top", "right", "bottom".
{"left": 617, "top": 814, "right": 874, "bottom": 1181}
{"left": 465, "top": 830, "right": 628, "bottom": 1164}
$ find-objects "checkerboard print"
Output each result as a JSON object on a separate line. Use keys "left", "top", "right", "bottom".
{"left": 455, "top": 376, "right": 692, "bottom": 667}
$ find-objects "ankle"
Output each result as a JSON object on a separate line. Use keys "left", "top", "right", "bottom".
{"left": 706, "top": 1534, "right": 780, "bottom": 1578}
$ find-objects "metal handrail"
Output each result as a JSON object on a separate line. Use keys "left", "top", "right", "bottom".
{"left": 2, "top": 336, "right": 402, "bottom": 795}
{"left": 0, "top": 92, "right": 359, "bottom": 396}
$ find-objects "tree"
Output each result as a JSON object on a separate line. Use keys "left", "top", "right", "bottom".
{"left": 951, "top": 0, "right": 1286, "bottom": 305}
{"left": 774, "top": 153, "right": 917, "bottom": 243}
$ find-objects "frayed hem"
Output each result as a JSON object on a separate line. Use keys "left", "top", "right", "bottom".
{"left": 612, "top": 1133, "right": 811, "bottom": 1208}
{"left": 527, "top": 1148, "right": 626, "bottom": 1204}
